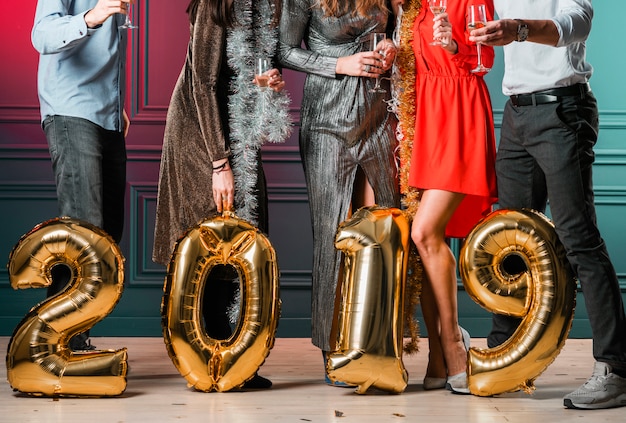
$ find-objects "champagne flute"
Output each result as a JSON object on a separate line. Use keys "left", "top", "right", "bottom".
{"left": 255, "top": 57, "right": 271, "bottom": 89}
{"left": 119, "top": 0, "right": 138, "bottom": 30}
{"left": 466, "top": 4, "right": 490, "bottom": 73}
{"left": 428, "top": 0, "right": 448, "bottom": 46}
{"left": 369, "top": 32, "right": 387, "bottom": 94}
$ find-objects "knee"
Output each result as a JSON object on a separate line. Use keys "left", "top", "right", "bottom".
{"left": 411, "top": 222, "right": 450, "bottom": 260}
{"left": 411, "top": 223, "right": 432, "bottom": 254}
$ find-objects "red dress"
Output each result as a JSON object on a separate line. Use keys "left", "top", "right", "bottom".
{"left": 409, "top": 0, "right": 497, "bottom": 238}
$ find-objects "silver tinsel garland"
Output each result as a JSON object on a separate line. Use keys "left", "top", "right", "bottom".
{"left": 226, "top": 0, "right": 292, "bottom": 227}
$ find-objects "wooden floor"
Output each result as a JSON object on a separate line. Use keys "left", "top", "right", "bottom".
{"left": 1, "top": 337, "right": 622, "bottom": 422}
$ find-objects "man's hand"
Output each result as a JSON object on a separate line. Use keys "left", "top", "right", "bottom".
{"left": 85, "top": 0, "right": 133, "bottom": 28}
{"left": 469, "top": 19, "right": 517, "bottom": 47}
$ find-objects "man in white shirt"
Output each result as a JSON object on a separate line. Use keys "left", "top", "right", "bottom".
{"left": 470, "top": 0, "right": 626, "bottom": 410}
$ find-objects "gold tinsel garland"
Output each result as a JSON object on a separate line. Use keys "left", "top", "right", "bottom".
{"left": 396, "top": 0, "right": 420, "bottom": 213}
{"left": 393, "top": 0, "right": 423, "bottom": 355}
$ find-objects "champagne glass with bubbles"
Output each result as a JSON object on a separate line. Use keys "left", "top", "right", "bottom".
{"left": 255, "top": 57, "right": 271, "bottom": 89}
{"left": 428, "top": 0, "right": 448, "bottom": 46}
{"left": 467, "top": 4, "right": 490, "bottom": 73}
{"left": 369, "top": 32, "right": 387, "bottom": 94}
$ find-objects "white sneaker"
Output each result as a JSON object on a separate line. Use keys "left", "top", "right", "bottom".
{"left": 564, "top": 362, "right": 626, "bottom": 409}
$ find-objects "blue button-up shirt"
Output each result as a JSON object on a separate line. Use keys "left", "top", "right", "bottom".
{"left": 32, "top": 0, "right": 127, "bottom": 132}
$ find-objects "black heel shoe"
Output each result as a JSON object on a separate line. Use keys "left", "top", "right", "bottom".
{"left": 242, "top": 373, "right": 272, "bottom": 389}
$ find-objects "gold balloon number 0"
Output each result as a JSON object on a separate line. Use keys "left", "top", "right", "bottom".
{"left": 161, "top": 212, "right": 280, "bottom": 392}
{"left": 459, "top": 209, "right": 576, "bottom": 396}
{"left": 6, "top": 217, "right": 127, "bottom": 397}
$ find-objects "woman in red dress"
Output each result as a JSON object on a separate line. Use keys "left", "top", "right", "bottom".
{"left": 409, "top": 0, "right": 497, "bottom": 393}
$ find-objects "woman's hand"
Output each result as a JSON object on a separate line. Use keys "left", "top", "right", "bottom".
{"left": 253, "top": 68, "right": 286, "bottom": 93}
{"left": 267, "top": 68, "right": 286, "bottom": 92}
{"left": 379, "top": 39, "right": 397, "bottom": 68}
{"left": 336, "top": 41, "right": 396, "bottom": 78}
{"left": 212, "top": 159, "right": 234, "bottom": 213}
{"left": 433, "top": 12, "right": 457, "bottom": 54}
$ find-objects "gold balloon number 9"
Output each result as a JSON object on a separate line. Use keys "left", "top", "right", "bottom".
{"left": 6, "top": 217, "right": 128, "bottom": 397}
{"left": 161, "top": 212, "right": 280, "bottom": 392}
{"left": 459, "top": 209, "right": 576, "bottom": 396}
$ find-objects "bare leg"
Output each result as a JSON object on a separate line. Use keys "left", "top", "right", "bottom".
{"left": 352, "top": 167, "right": 376, "bottom": 210}
{"left": 420, "top": 275, "right": 446, "bottom": 380}
{"left": 411, "top": 189, "right": 466, "bottom": 377}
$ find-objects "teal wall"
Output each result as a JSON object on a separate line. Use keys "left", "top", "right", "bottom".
{"left": 0, "top": 1, "right": 624, "bottom": 340}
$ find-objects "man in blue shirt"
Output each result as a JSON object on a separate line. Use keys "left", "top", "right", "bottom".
{"left": 32, "top": 0, "right": 132, "bottom": 350}
{"left": 471, "top": 0, "right": 626, "bottom": 410}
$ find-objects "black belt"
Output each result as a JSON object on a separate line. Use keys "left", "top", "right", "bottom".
{"left": 509, "top": 83, "right": 590, "bottom": 107}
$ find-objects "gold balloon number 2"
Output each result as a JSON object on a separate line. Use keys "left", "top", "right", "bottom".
{"left": 161, "top": 212, "right": 280, "bottom": 392}
{"left": 459, "top": 209, "right": 576, "bottom": 396}
{"left": 6, "top": 217, "right": 128, "bottom": 397}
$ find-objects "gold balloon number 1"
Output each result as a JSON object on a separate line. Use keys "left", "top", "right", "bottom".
{"left": 327, "top": 206, "right": 410, "bottom": 394}
{"left": 459, "top": 209, "right": 576, "bottom": 396}
{"left": 6, "top": 217, "right": 128, "bottom": 397}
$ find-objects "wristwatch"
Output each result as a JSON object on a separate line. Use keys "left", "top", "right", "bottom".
{"left": 515, "top": 19, "right": 529, "bottom": 42}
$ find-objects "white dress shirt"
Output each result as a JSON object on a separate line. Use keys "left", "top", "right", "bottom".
{"left": 494, "top": 0, "right": 594, "bottom": 95}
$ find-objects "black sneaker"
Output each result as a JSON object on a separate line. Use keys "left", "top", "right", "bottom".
{"left": 69, "top": 332, "right": 96, "bottom": 351}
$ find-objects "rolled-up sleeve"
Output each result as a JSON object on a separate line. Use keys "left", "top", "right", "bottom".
{"left": 552, "top": 0, "right": 593, "bottom": 47}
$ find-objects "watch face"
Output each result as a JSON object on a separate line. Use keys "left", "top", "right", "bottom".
{"left": 518, "top": 24, "right": 529, "bottom": 42}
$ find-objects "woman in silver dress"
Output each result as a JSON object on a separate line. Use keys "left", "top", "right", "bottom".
{"left": 277, "top": 0, "right": 400, "bottom": 377}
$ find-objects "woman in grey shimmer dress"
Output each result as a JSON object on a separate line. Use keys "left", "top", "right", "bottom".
{"left": 277, "top": 0, "right": 400, "bottom": 366}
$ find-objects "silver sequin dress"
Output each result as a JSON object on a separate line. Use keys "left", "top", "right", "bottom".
{"left": 278, "top": 0, "right": 400, "bottom": 351}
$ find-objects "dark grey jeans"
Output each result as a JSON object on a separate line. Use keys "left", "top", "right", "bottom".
{"left": 488, "top": 91, "right": 626, "bottom": 371}
{"left": 43, "top": 115, "right": 126, "bottom": 243}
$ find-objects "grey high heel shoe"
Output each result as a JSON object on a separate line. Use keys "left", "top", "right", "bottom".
{"left": 445, "top": 326, "right": 471, "bottom": 394}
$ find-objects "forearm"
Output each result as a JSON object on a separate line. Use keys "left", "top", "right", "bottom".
{"left": 518, "top": 19, "right": 560, "bottom": 46}
{"left": 278, "top": 42, "right": 339, "bottom": 78}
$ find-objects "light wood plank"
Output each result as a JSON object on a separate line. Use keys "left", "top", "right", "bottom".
{"left": 1, "top": 337, "right": 620, "bottom": 422}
